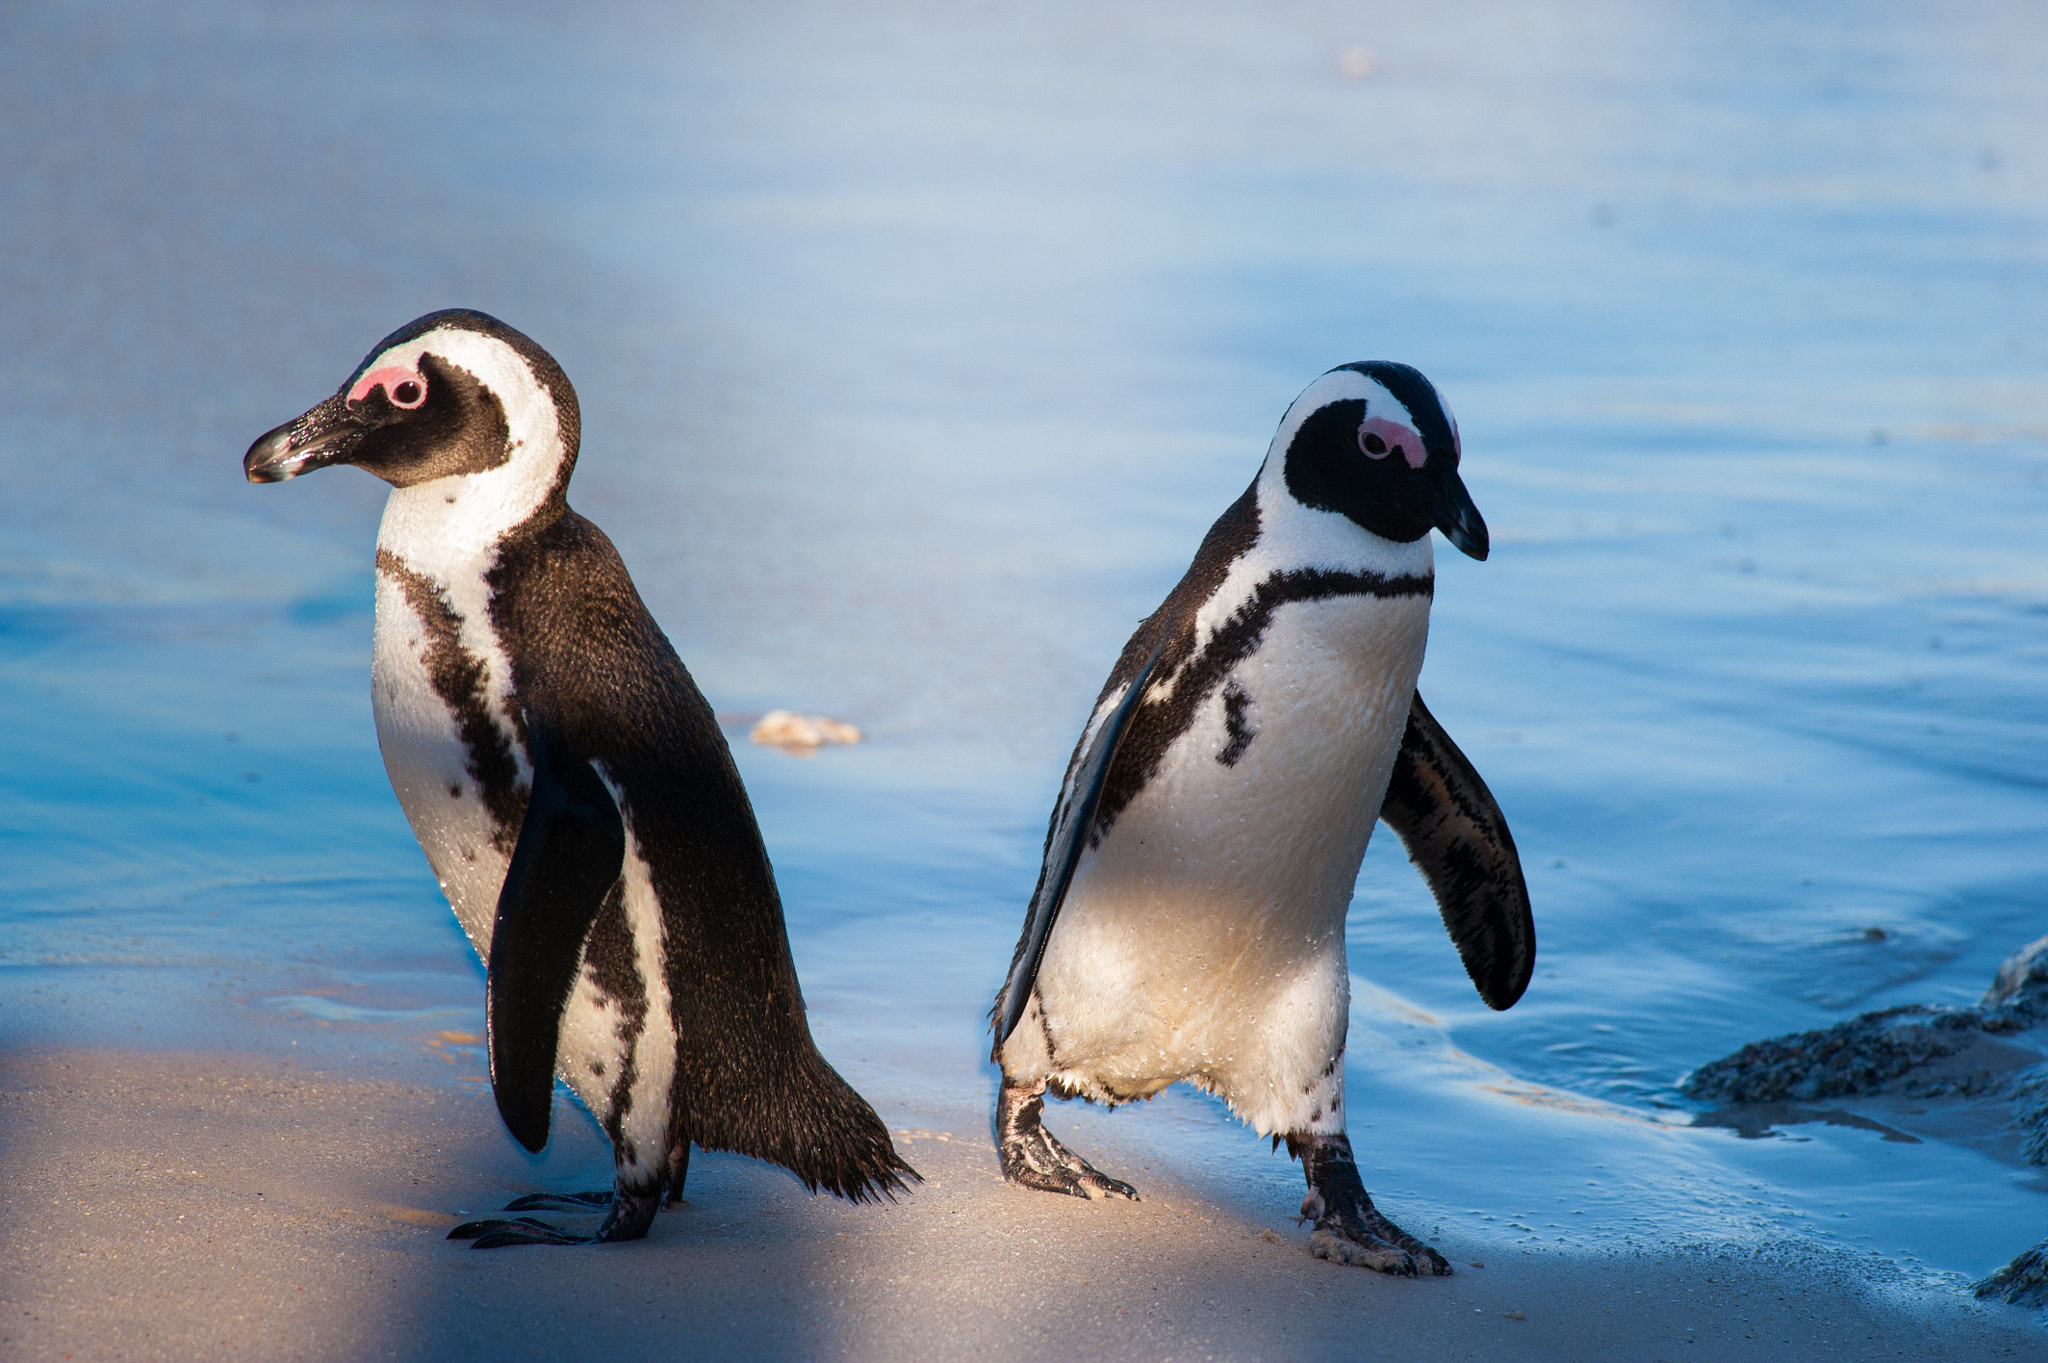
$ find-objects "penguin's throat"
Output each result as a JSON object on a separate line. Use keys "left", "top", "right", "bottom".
{"left": 1252, "top": 472, "right": 1439, "bottom": 579}
{"left": 377, "top": 465, "right": 564, "bottom": 570}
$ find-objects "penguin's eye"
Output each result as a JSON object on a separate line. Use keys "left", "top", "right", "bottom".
{"left": 349, "top": 365, "right": 429, "bottom": 409}
{"left": 1357, "top": 415, "right": 1428, "bottom": 469}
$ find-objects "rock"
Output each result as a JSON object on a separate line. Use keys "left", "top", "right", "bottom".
{"left": 1983, "top": 933, "right": 2048, "bottom": 1018}
{"left": 1975, "top": 1237, "right": 2048, "bottom": 1307}
{"left": 1681, "top": 932, "right": 2048, "bottom": 1151}
{"left": 1682, "top": 1005, "right": 1997, "bottom": 1104}
{"left": 1688, "top": 936, "right": 2048, "bottom": 1311}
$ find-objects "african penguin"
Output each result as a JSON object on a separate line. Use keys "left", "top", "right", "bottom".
{"left": 245, "top": 309, "right": 915, "bottom": 1246}
{"left": 991, "top": 362, "right": 1533, "bottom": 1276}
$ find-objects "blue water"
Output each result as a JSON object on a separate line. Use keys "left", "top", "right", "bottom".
{"left": 6, "top": 0, "right": 2048, "bottom": 1296}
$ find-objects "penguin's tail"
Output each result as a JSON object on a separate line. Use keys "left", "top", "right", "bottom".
{"left": 680, "top": 1045, "right": 920, "bottom": 1204}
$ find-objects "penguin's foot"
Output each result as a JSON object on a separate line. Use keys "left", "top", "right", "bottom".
{"left": 996, "top": 1078, "right": 1139, "bottom": 1202}
{"left": 446, "top": 1215, "right": 592, "bottom": 1248}
{"left": 463, "top": 1143, "right": 689, "bottom": 1236}
{"left": 495, "top": 1183, "right": 687, "bottom": 1216}
{"left": 1287, "top": 1132, "right": 1451, "bottom": 1278}
{"left": 448, "top": 1182, "right": 665, "bottom": 1248}
{"left": 503, "top": 1190, "right": 613, "bottom": 1213}
{"left": 1303, "top": 1209, "right": 1449, "bottom": 1275}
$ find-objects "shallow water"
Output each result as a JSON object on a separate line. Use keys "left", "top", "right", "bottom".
{"left": 5, "top": 0, "right": 2048, "bottom": 1300}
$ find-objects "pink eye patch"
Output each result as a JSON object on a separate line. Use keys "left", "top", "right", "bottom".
{"left": 1357, "top": 416, "right": 1427, "bottom": 469}
{"left": 349, "top": 365, "right": 428, "bottom": 409}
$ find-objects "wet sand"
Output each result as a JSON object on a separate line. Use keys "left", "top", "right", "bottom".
{"left": 2, "top": 1049, "right": 2037, "bottom": 1362}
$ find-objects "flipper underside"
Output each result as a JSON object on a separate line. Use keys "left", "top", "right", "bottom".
{"left": 1379, "top": 690, "right": 1535, "bottom": 1010}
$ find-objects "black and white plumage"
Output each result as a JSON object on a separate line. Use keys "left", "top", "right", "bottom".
{"left": 246, "top": 309, "right": 914, "bottom": 1246}
{"left": 991, "top": 362, "right": 1532, "bottom": 1276}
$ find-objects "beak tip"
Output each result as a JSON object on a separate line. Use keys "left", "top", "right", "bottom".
{"left": 1442, "top": 515, "right": 1489, "bottom": 561}
{"left": 244, "top": 399, "right": 362, "bottom": 486}
{"left": 243, "top": 425, "right": 298, "bottom": 484}
{"left": 1421, "top": 460, "right": 1490, "bottom": 563}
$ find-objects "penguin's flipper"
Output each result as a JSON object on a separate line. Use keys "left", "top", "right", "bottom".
{"left": 487, "top": 710, "right": 627, "bottom": 1153}
{"left": 996, "top": 642, "right": 1165, "bottom": 1044}
{"left": 1379, "top": 691, "right": 1535, "bottom": 1010}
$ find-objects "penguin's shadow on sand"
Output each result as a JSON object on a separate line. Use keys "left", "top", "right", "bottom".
{"left": 403, "top": 1089, "right": 857, "bottom": 1360}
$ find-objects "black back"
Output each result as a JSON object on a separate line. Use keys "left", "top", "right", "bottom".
{"left": 489, "top": 508, "right": 914, "bottom": 1201}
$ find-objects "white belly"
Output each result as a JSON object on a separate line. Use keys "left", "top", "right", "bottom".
{"left": 1026, "top": 591, "right": 1430, "bottom": 1132}
{"left": 370, "top": 565, "right": 528, "bottom": 958}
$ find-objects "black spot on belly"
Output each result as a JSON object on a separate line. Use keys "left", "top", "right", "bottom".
{"left": 1218, "top": 680, "right": 1255, "bottom": 766}
{"left": 377, "top": 548, "right": 527, "bottom": 850}
{"left": 1087, "top": 491, "right": 1431, "bottom": 839}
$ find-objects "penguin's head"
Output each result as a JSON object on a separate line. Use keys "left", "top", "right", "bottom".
{"left": 1272, "top": 361, "right": 1489, "bottom": 560}
{"left": 244, "top": 309, "right": 581, "bottom": 505}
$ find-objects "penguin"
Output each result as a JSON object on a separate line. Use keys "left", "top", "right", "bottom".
{"left": 245, "top": 309, "right": 915, "bottom": 1246}
{"left": 990, "top": 362, "right": 1533, "bottom": 1276}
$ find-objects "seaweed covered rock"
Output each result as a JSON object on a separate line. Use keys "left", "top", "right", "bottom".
{"left": 1684, "top": 1005, "right": 1978, "bottom": 1103}
{"left": 1975, "top": 1237, "right": 2048, "bottom": 1307}
{"left": 1983, "top": 933, "right": 2048, "bottom": 1019}
{"left": 1688, "top": 935, "right": 2048, "bottom": 1313}
{"left": 1681, "top": 934, "right": 2048, "bottom": 1140}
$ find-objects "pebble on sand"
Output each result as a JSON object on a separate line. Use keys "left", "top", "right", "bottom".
{"left": 750, "top": 710, "right": 863, "bottom": 752}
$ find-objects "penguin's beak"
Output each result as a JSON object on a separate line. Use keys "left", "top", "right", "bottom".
{"left": 1414, "top": 462, "right": 1490, "bottom": 561}
{"left": 244, "top": 395, "right": 366, "bottom": 483}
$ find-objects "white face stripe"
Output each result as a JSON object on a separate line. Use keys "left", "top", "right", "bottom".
{"left": 1181, "top": 371, "right": 1438, "bottom": 637}
{"left": 1256, "top": 367, "right": 1459, "bottom": 478}
{"left": 1262, "top": 370, "right": 1409, "bottom": 467}
{"left": 369, "top": 326, "right": 570, "bottom": 569}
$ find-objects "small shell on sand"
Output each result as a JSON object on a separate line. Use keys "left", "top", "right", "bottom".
{"left": 749, "top": 710, "right": 863, "bottom": 753}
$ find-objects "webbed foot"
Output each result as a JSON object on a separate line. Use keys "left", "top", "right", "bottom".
{"left": 1287, "top": 1132, "right": 1450, "bottom": 1277}
{"left": 447, "top": 1215, "right": 593, "bottom": 1248}
{"left": 503, "top": 1190, "right": 614, "bottom": 1213}
{"left": 450, "top": 1152, "right": 683, "bottom": 1248}
{"left": 997, "top": 1078, "right": 1138, "bottom": 1201}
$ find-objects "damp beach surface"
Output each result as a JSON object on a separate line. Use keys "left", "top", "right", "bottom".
{"left": 5, "top": 1, "right": 2048, "bottom": 1358}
